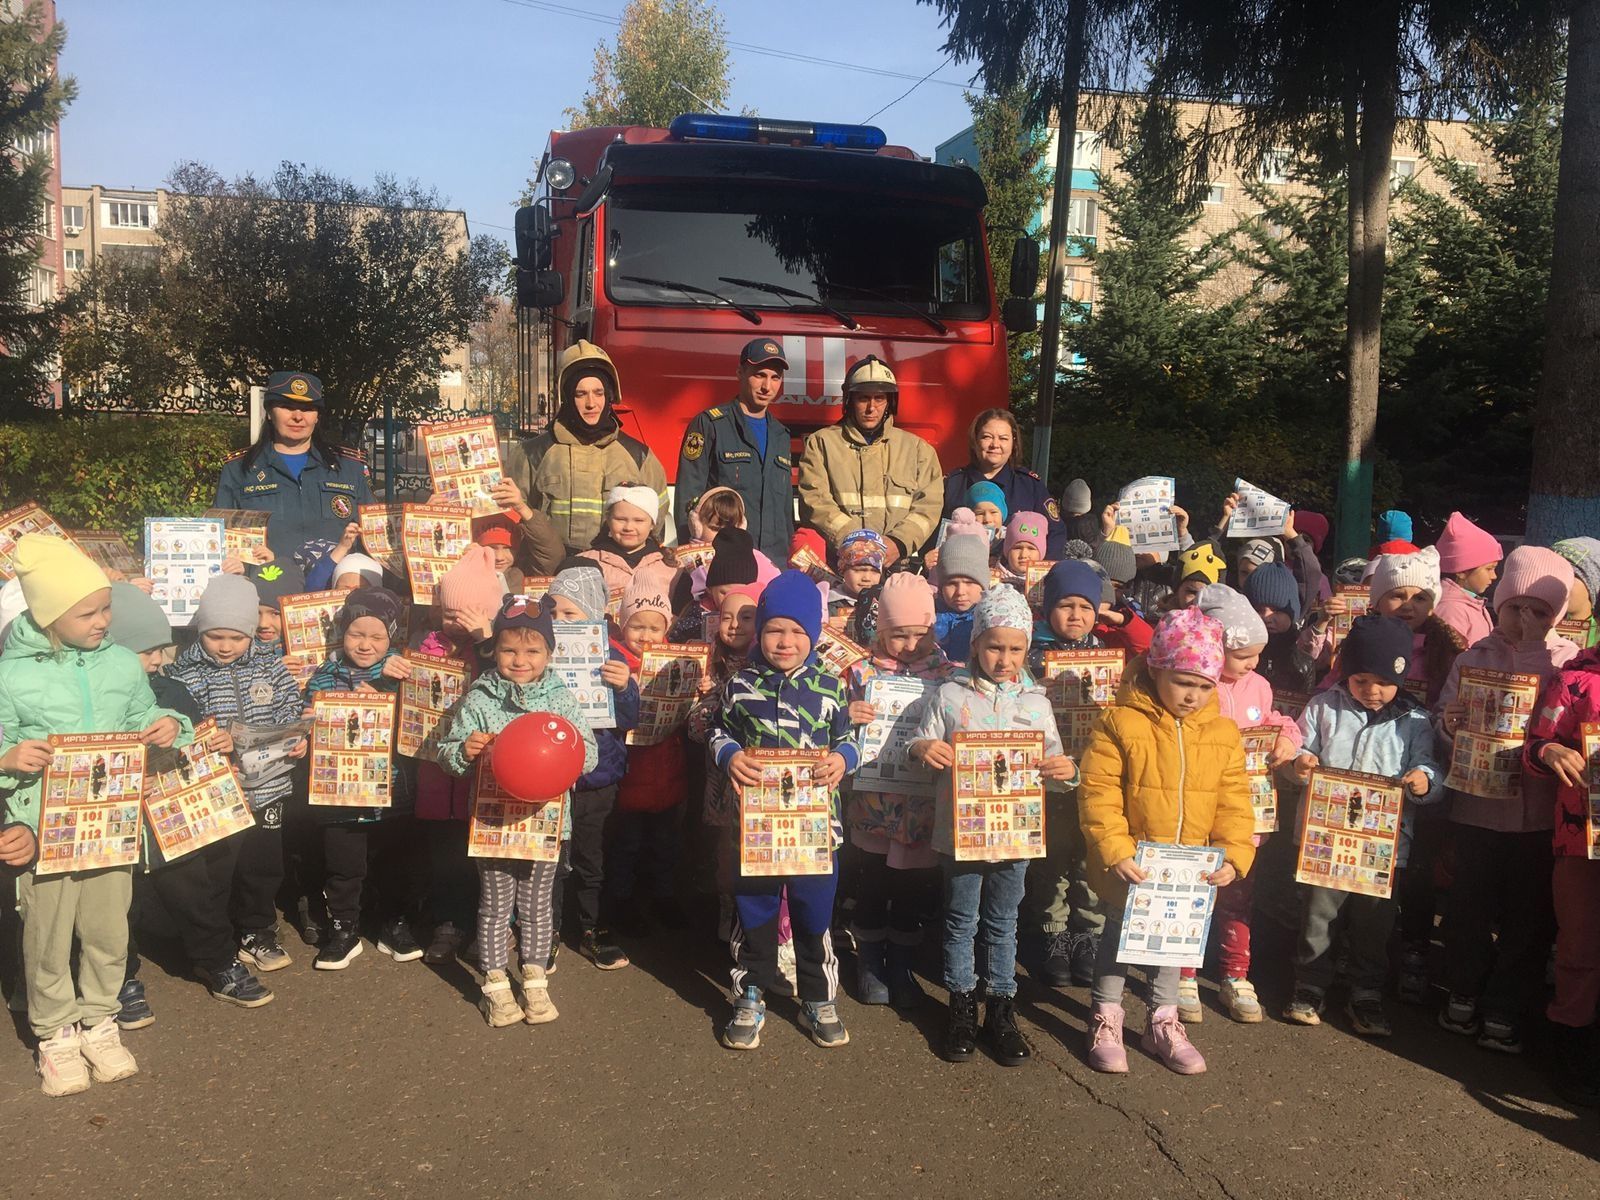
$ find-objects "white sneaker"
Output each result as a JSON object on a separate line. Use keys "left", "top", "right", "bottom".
{"left": 36, "top": 1025, "right": 90, "bottom": 1097}
{"left": 480, "top": 970, "right": 523, "bottom": 1028}
{"left": 519, "top": 964, "right": 559, "bottom": 1025}
{"left": 1176, "top": 976, "right": 1203, "bottom": 1024}
{"left": 1220, "top": 977, "right": 1263, "bottom": 1023}
{"left": 78, "top": 1016, "right": 138, "bottom": 1084}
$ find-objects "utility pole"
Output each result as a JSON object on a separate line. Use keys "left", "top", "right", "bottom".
{"left": 1030, "top": 0, "right": 1086, "bottom": 479}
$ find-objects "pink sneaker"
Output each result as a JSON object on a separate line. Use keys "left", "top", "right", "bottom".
{"left": 1086, "top": 1001, "right": 1129, "bottom": 1073}
{"left": 1143, "top": 1005, "right": 1207, "bottom": 1074}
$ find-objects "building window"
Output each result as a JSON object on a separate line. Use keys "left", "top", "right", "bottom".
{"left": 438, "top": 366, "right": 464, "bottom": 388}
{"left": 104, "top": 201, "right": 156, "bottom": 229}
{"left": 1203, "top": 182, "right": 1225, "bottom": 205}
{"left": 64, "top": 248, "right": 84, "bottom": 271}
{"left": 1390, "top": 158, "right": 1417, "bottom": 187}
{"left": 38, "top": 200, "right": 51, "bottom": 238}
{"left": 1073, "top": 130, "right": 1103, "bottom": 171}
{"left": 1259, "top": 149, "right": 1291, "bottom": 185}
{"left": 62, "top": 204, "right": 84, "bottom": 233}
{"left": 1067, "top": 197, "right": 1098, "bottom": 242}
{"left": 26, "top": 265, "right": 56, "bottom": 306}
{"left": 10, "top": 130, "right": 53, "bottom": 162}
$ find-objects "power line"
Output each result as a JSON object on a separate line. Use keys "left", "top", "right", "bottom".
{"left": 495, "top": 0, "right": 973, "bottom": 92}
{"left": 861, "top": 54, "right": 952, "bottom": 124}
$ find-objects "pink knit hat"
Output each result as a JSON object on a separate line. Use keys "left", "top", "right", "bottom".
{"left": 1494, "top": 545, "right": 1574, "bottom": 622}
{"left": 877, "top": 571, "right": 936, "bottom": 630}
{"left": 1147, "top": 607, "right": 1225, "bottom": 682}
{"left": 618, "top": 561, "right": 675, "bottom": 629}
{"left": 438, "top": 545, "right": 504, "bottom": 614}
{"left": 1003, "top": 511, "right": 1048, "bottom": 557}
{"left": 1434, "top": 512, "right": 1502, "bottom": 575}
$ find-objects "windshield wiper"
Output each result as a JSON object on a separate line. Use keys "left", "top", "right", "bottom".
{"left": 619, "top": 275, "right": 762, "bottom": 325}
{"left": 717, "top": 276, "right": 860, "bottom": 331}
{"left": 821, "top": 279, "right": 947, "bottom": 335}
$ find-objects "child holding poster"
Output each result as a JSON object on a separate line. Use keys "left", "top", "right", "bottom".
{"left": 909, "top": 585, "right": 1076, "bottom": 1066}
{"left": 438, "top": 595, "right": 597, "bottom": 1027}
{"left": 170, "top": 575, "right": 306, "bottom": 976}
{"left": 1077, "top": 607, "right": 1254, "bottom": 1076}
{"left": 1435, "top": 547, "right": 1579, "bottom": 1053}
{"left": 303, "top": 588, "right": 421, "bottom": 971}
{"left": 709, "top": 571, "right": 858, "bottom": 1051}
{"left": 0, "top": 534, "right": 190, "bottom": 1096}
{"left": 843, "top": 572, "right": 953, "bottom": 1011}
{"left": 542, "top": 564, "right": 639, "bottom": 969}
{"left": 579, "top": 485, "right": 677, "bottom": 599}
{"left": 1283, "top": 615, "right": 1442, "bottom": 1038}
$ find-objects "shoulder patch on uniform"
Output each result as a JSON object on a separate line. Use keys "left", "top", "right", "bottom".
{"left": 684, "top": 431, "right": 705, "bottom": 461}
{"left": 225, "top": 447, "right": 250, "bottom": 463}
{"left": 707, "top": 407, "right": 723, "bottom": 419}
{"left": 1021, "top": 467, "right": 1040, "bottom": 480}
{"left": 334, "top": 444, "right": 368, "bottom": 464}
{"left": 1045, "top": 497, "right": 1062, "bottom": 521}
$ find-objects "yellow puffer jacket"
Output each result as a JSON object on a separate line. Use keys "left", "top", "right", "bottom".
{"left": 504, "top": 341, "right": 670, "bottom": 552}
{"left": 1077, "top": 662, "right": 1256, "bottom": 901}
{"left": 796, "top": 416, "right": 944, "bottom": 555}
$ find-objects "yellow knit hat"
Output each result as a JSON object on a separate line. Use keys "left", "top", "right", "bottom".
{"left": 13, "top": 533, "right": 111, "bottom": 628}
{"left": 1104, "top": 524, "right": 1132, "bottom": 547}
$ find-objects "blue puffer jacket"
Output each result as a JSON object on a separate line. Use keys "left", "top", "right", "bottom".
{"left": 935, "top": 606, "right": 976, "bottom": 663}
{"left": 170, "top": 639, "right": 303, "bottom": 810}
{"left": 1296, "top": 685, "right": 1444, "bottom": 867}
{"left": 575, "top": 638, "right": 640, "bottom": 792}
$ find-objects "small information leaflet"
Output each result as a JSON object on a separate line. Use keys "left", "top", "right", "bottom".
{"left": 629, "top": 643, "right": 711, "bottom": 746}
{"left": 1042, "top": 648, "right": 1125, "bottom": 757}
{"left": 308, "top": 690, "right": 395, "bottom": 808}
{"left": 202, "top": 508, "right": 271, "bottom": 562}
{"left": 398, "top": 652, "right": 468, "bottom": 758}
{"left": 401, "top": 503, "right": 473, "bottom": 604}
{"left": 1295, "top": 767, "right": 1404, "bottom": 898}
{"left": 789, "top": 543, "right": 839, "bottom": 583}
{"left": 1115, "top": 476, "right": 1178, "bottom": 555}
{"left": 551, "top": 621, "right": 616, "bottom": 729}
{"left": 1226, "top": 478, "right": 1290, "bottom": 537}
{"left": 1116, "top": 841, "right": 1225, "bottom": 969}
{"left": 1583, "top": 723, "right": 1600, "bottom": 861}
{"left": 142, "top": 719, "right": 255, "bottom": 861}
{"left": 358, "top": 503, "right": 406, "bottom": 579}
{"left": 1022, "top": 561, "right": 1056, "bottom": 612}
{"left": 855, "top": 676, "right": 938, "bottom": 796}
{"left": 36, "top": 733, "right": 147, "bottom": 877}
{"left": 1273, "top": 690, "right": 1311, "bottom": 721}
{"left": 279, "top": 589, "right": 347, "bottom": 660}
{"left": 1328, "top": 585, "right": 1372, "bottom": 653}
{"left": 70, "top": 529, "right": 141, "bottom": 577}
{"left": 676, "top": 543, "right": 716, "bottom": 572}
{"left": 1239, "top": 725, "right": 1280, "bottom": 833}
{"left": 1445, "top": 668, "right": 1541, "bottom": 800}
{"left": 737, "top": 749, "right": 834, "bottom": 877}
{"left": 0, "top": 503, "right": 73, "bottom": 580}
{"left": 419, "top": 415, "right": 504, "bottom": 517}
{"left": 467, "top": 755, "right": 563, "bottom": 862}
{"left": 1557, "top": 617, "right": 1590, "bottom": 644}
{"left": 950, "top": 730, "right": 1047, "bottom": 862}
{"left": 815, "top": 628, "right": 869, "bottom": 675}
{"left": 935, "top": 518, "right": 998, "bottom": 547}
{"left": 144, "top": 516, "right": 225, "bottom": 625}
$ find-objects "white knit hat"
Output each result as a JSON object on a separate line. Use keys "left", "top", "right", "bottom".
{"left": 1368, "top": 545, "right": 1441, "bottom": 604}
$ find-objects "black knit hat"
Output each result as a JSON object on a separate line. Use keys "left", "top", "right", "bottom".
{"left": 249, "top": 562, "right": 307, "bottom": 607}
{"left": 336, "top": 586, "right": 405, "bottom": 641}
{"left": 705, "top": 526, "right": 758, "bottom": 589}
{"left": 1341, "top": 613, "right": 1413, "bottom": 686}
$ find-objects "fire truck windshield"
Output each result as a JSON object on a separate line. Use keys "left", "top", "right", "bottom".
{"left": 604, "top": 183, "right": 988, "bottom": 323}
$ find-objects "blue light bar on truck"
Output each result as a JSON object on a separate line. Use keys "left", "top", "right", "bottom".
{"left": 668, "top": 113, "right": 887, "bottom": 151}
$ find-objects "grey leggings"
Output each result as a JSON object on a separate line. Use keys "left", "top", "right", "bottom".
{"left": 476, "top": 858, "right": 558, "bottom": 975}
{"left": 1091, "top": 902, "right": 1181, "bottom": 1008}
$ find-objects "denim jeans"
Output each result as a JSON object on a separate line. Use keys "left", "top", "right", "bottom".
{"left": 942, "top": 857, "right": 1029, "bottom": 998}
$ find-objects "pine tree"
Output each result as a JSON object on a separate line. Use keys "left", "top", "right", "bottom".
{"left": 0, "top": 3, "right": 73, "bottom": 414}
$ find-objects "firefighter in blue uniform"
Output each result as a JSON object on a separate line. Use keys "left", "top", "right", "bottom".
{"left": 673, "top": 338, "right": 796, "bottom": 562}
{"left": 215, "top": 371, "right": 374, "bottom": 562}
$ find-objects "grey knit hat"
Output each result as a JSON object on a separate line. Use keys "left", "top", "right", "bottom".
{"left": 937, "top": 532, "right": 991, "bottom": 588}
{"left": 1198, "top": 583, "right": 1269, "bottom": 650}
{"left": 194, "top": 574, "right": 260, "bottom": 636}
{"left": 1554, "top": 537, "right": 1600, "bottom": 602}
{"left": 549, "top": 563, "right": 609, "bottom": 622}
{"left": 109, "top": 581, "right": 174, "bottom": 653}
{"left": 1061, "top": 478, "right": 1092, "bottom": 517}
{"left": 1094, "top": 539, "right": 1137, "bottom": 585}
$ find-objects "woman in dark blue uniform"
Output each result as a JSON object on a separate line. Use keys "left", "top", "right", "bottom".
{"left": 939, "top": 408, "right": 1066, "bottom": 557}
{"left": 214, "top": 372, "right": 374, "bottom": 563}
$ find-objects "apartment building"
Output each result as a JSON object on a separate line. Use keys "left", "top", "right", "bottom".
{"left": 60, "top": 183, "right": 475, "bottom": 407}
{"left": 936, "top": 93, "right": 1486, "bottom": 312}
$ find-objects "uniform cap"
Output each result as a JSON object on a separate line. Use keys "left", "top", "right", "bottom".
{"left": 739, "top": 338, "right": 788, "bottom": 369}
{"left": 265, "top": 371, "right": 324, "bottom": 409}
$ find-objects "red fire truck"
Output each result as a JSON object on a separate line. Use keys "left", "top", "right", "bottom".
{"left": 514, "top": 113, "right": 1037, "bottom": 479}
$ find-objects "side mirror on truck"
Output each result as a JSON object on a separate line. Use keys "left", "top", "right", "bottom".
{"left": 1008, "top": 235, "right": 1040, "bottom": 299}
{"left": 1002, "top": 297, "right": 1038, "bottom": 334}
{"left": 514, "top": 204, "right": 564, "bottom": 310}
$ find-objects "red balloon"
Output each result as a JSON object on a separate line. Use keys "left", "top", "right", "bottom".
{"left": 490, "top": 712, "right": 586, "bottom": 801}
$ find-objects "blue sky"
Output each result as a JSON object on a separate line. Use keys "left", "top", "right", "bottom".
{"left": 58, "top": 0, "right": 980, "bottom": 245}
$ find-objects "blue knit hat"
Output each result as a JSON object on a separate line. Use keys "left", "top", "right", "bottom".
{"left": 1242, "top": 562, "right": 1301, "bottom": 624}
{"left": 965, "top": 481, "right": 1008, "bottom": 522}
{"left": 753, "top": 569, "right": 823, "bottom": 660}
{"left": 1342, "top": 613, "right": 1413, "bottom": 686}
{"left": 1376, "top": 509, "right": 1413, "bottom": 544}
{"left": 1043, "top": 559, "right": 1102, "bottom": 612}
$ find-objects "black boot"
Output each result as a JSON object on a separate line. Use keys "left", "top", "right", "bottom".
{"left": 943, "top": 990, "right": 979, "bottom": 1062}
{"left": 983, "top": 996, "right": 1031, "bottom": 1066}
{"left": 1553, "top": 1022, "right": 1600, "bottom": 1109}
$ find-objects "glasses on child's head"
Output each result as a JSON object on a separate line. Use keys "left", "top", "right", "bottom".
{"left": 502, "top": 595, "right": 538, "bottom": 621}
